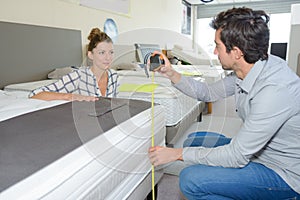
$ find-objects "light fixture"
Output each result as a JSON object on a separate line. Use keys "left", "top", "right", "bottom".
{"left": 183, "top": 0, "right": 213, "bottom": 5}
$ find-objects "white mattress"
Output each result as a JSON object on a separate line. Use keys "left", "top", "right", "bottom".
{"left": 118, "top": 73, "right": 201, "bottom": 127}
{"left": 4, "top": 79, "right": 57, "bottom": 92}
{"left": 0, "top": 90, "right": 165, "bottom": 200}
{"left": 0, "top": 90, "right": 66, "bottom": 121}
{"left": 117, "top": 65, "right": 224, "bottom": 81}
{"left": 172, "top": 65, "right": 225, "bottom": 83}
{"left": 2, "top": 73, "right": 203, "bottom": 146}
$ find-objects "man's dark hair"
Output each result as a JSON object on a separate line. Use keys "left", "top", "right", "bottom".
{"left": 210, "top": 7, "right": 270, "bottom": 63}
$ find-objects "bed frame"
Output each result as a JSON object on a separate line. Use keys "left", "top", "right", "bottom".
{"left": 0, "top": 21, "right": 82, "bottom": 89}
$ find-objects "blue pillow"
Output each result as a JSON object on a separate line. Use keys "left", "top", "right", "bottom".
{"left": 187, "top": 131, "right": 226, "bottom": 138}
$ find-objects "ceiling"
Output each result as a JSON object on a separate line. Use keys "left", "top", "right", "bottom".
{"left": 188, "top": 0, "right": 300, "bottom": 18}
{"left": 185, "top": 0, "right": 266, "bottom": 5}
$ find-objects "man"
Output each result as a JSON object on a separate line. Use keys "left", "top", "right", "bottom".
{"left": 149, "top": 7, "right": 300, "bottom": 199}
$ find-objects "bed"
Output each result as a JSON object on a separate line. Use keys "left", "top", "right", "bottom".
{"left": 117, "top": 69, "right": 205, "bottom": 146}
{"left": 0, "top": 21, "right": 166, "bottom": 200}
{"left": 3, "top": 74, "right": 204, "bottom": 147}
{"left": 0, "top": 90, "right": 165, "bottom": 199}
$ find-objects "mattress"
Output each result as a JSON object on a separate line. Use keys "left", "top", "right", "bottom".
{"left": 118, "top": 74, "right": 200, "bottom": 125}
{"left": 117, "top": 64, "right": 224, "bottom": 83}
{"left": 4, "top": 79, "right": 58, "bottom": 92}
{"left": 0, "top": 91, "right": 165, "bottom": 200}
{"left": 172, "top": 65, "right": 225, "bottom": 83}
{"left": 118, "top": 73, "right": 205, "bottom": 145}
{"left": 3, "top": 73, "right": 205, "bottom": 145}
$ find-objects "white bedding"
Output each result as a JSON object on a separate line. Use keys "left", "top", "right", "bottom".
{"left": 0, "top": 90, "right": 165, "bottom": 200}
{"left": 172, "top": 65, "right": 225, "bottom": 83}
{"left": 3, "top": 79, "right": 57, "bottom": 92}
{"left": 0, "top": 90, "right": 66, "bottom": 122}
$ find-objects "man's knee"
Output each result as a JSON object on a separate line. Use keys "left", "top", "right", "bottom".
{"left": 179, "top": 166, "right": 199, "bottom": 196}
{"left": 179, "top": 165, "right": 224, "bottom": 199}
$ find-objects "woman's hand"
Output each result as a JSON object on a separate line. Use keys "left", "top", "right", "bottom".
{"left": 30, "top": 92, "right": 98, "bottom": 102}
{"left": 69, "top": 93, "right": 99, "bottom": 101}
{"left": 148, "top": 146, "right": 183, "bottom": 167}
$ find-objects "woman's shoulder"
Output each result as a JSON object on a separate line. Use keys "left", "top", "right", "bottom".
{"left": 107, "top": 68, "right": 118, "bottom": 76}
{"left": 74, "top": 66, "right": 94, "bottom": 76}
{"left": 77, "top": 66, "right": 89, "bottom": 71}
{"left": 108, "top": 68, "right": 117, "bottom": 73}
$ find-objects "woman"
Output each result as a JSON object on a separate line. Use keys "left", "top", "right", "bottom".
{"left": 29, "top": 28, "right": 118, "bottom": 101}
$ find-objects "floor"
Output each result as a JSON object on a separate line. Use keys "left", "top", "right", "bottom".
{"left": 156, "top": 97, "right": 243, "bottom": 200}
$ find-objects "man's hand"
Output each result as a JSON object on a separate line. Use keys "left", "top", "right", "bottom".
{"left": 148, "top": 146, "right": 183, "bottom": 167}
{"left": 150, "top": 51, "right": 182, "bottom": 84}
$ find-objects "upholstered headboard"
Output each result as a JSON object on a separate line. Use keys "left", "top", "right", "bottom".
{"left": 297, "top": 53, "right": 300, "bottom": 77}
{"left": 0, "top": 21, "right": 82, "bottom": 89}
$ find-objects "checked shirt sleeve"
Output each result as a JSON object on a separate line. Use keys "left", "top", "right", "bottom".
{"left": 29, "top": 71, "right": 80, "bottom": 97}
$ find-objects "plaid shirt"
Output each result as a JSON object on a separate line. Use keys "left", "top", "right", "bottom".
{"left": 29, "top": 67, "right": 119, "bottom": 98}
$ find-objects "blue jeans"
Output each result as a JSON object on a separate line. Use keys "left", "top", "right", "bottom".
{"left": 179, "top": 132, "right": 300, "bottom": 200}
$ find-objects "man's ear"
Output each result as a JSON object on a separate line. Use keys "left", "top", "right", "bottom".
{"left": 87, "top": 51, "right": 93, "bottom": 60}
{"left": 232, "top": 46, "right": 244, "bottom": 59}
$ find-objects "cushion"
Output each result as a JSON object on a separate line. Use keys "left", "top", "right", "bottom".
{"left": 110, "top": 62, "right": 139, "bottom": 71}
{"left": 47, "top": 66, "right": 78, "bottom": 79}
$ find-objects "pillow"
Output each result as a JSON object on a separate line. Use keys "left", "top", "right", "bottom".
{"left": 110, "top": 62, "right": 139, "bottom": 71}
{"left": 4, "top": 79, "right": 58, "bottom": 92}
{"left": 48, "top": 66, "right": 78, "bottom": 79}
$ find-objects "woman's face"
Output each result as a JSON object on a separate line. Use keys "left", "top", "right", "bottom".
{"left": 89, "top": 41, "right": 114, "bottom": 70}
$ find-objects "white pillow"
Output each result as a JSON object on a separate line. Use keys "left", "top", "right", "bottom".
{"left": 110, "top": 62, "right": 139, "bottom": 71}
{"left": 48, "top": 66, "right": 77, "bottom": 79}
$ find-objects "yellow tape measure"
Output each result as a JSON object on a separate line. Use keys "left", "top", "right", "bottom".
{"left": 151, "top": 71, "right": 155, "bottom": 200}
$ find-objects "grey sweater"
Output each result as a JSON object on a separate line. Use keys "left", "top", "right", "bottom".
{"left": 174, "top": 55, "right": 300, "bottom": 194}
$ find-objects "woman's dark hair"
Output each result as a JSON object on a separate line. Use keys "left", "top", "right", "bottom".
{"left": 87, "top": 28, "right": 113, "bottom": 52}
{"left": 210, "top": 7, "right": 270, "bottom": 63}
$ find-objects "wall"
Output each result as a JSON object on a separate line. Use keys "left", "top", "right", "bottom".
{"left": 0, "top": 0, "right": 185, "bottom": 57}
{"left": 288, "top": 4, "right": 300, "bottom": 75}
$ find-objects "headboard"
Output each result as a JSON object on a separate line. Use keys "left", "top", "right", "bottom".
{"left": 0, "top": 21, "right": 82, "bottom": 89}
